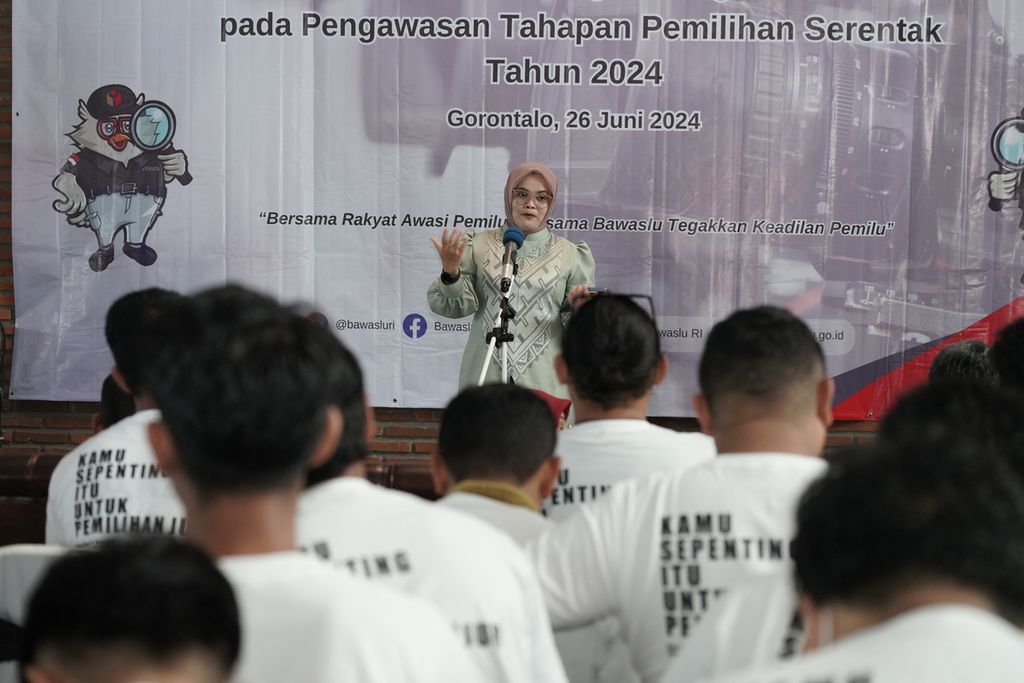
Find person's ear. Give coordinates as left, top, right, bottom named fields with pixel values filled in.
left=149, top=420, right=181, bottom=477
left=693, top=394, right=713, bottom=436
left=554, top=353, right=569, bottom=385
left=537, top=456, right=562, bottom=499
left=429, top=451, right=451, bottom=497
left=307, top=406, right=343, bottom=469
left=652, top=354, right=669, bottom=386
left=22, top=664, right=57, bottom=683
left=817, top=378, right=835, bottom=428
left=362, top=394, right=377, bottom=444
left=148, top=419, right=199, bottom=507
left=91, top=412, right=104, bottom=434
left=797, top=594, right=823, bottom=653
left=110, top=366, right=131, bottom=395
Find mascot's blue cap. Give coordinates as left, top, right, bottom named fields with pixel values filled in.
left=86, top=85, right=138, bottom=118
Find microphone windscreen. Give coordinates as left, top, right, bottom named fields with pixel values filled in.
left=502, top=226, right=525, bottom=248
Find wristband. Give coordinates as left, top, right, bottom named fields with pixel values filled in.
left=440, top=269, right=461, bottom=285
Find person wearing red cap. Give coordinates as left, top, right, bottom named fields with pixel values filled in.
left=530, top=388, right=572, bottom=430
left=427, top=162, right=595, bottom=397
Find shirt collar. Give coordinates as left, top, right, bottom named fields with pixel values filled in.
left=450, top=480, right=540, bottom=512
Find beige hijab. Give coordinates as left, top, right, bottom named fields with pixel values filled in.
left=503, top=162, right=558, bottom=228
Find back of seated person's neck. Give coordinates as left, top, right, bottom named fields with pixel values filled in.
left=190, top=490, right=299, bottom=558
left=134, top=393, right=159, bottom=412
left=340, top=460, right=368, bottom=479
left=27, top=650, right=218, bottom=683
left=571, top=397, right=650, bottom=424
left=833, top=581, right=999, bottom=640
left=712, top=418, right=824, bottom=458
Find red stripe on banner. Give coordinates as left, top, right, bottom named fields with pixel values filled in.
left=833, top=296, right=1024, bottom=421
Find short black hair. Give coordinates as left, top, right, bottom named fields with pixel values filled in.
left=98, top=374, right=135, bottom=430
left=438, top=384, right=556, bottom=484
left=794, top=440, right=1024, bottom=624
left=306, top=338, right=368, bottom=487
left=21, top=536, right=239, bottom=681
left=562, top=295, right=661, bottom=409
left=928, top=340, right=996, bottom=385
left=148, top=285, right=336, bottom=494
left=878, top=380, right=1024, bottom=485
left=992, top=318, right=1024, bottom=395
left=698, top=306, right=825, bottom=418
left=105, top=288, right=185, bottom=395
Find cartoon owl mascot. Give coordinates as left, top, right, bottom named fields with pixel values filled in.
left=52, top=84, right=189, bottom=272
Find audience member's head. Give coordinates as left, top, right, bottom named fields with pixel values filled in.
left=93, top=373, right=136, bottom=432
left=991, top=318, right=1024, bottom=394
left=695, top=306, right=831, bottom=438
left=306, top=337, right=373, bottom=488
left=878, top=380, right=1024, bottom=485
left=557, top=295, right=664, bottom=411
left=432, top=384, right=559, bottom=502
left=793, top=438, right=1024, bottom=648
left=105, top=288, right=185, bottom=398
left=928, top=340, right=996, bottom=385
left=147, top=285, right=342, bottom=500
left=20, top=536, right=240, bottom=683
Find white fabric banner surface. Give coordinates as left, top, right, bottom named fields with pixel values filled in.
left=11, top=0, right=1024, bottom=415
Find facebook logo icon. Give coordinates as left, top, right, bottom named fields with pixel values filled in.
left=403, top=313, right=427, bottom=339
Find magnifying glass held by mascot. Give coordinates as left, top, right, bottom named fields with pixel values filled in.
left=51, top=84, right=192, bottom=272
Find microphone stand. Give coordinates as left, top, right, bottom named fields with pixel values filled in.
left=477, top=252, right=518, bottom=385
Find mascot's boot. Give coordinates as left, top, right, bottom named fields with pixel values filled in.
left=123, top=242, right=158, bottom=266
left=88, top=244, right=115, bottom=272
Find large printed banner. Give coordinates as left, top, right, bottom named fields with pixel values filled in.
left=11, top=0, right=1024, bottom=417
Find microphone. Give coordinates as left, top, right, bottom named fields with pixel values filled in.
left=500, top=226, right=525, bottom=292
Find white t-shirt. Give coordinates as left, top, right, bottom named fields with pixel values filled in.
left=219, top=551, right=477, bottom=683
left=297, top=478, right=568, bottom=683
left=0, top=544, right=66, bottom=624
left=544, top=420, right=715, bottom=521
left=661, top=573, right=800, bottom=682
left=528, top=453, right=827, bottom=683
left=439, top=490, right=640, bottom=683
left=439, top=490, right=552, bottom=546
left=45, top=409, right=186, bottom=547
left=696, top=605, right=1024, bottom=683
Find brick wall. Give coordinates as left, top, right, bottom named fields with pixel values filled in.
left=0, top=0, right=876, bottom=461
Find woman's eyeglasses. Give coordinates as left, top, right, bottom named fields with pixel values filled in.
left=511, top=188, right=552, bottom=205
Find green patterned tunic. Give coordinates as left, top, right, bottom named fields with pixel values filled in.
left=427, top=228, right=595, bottom=398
